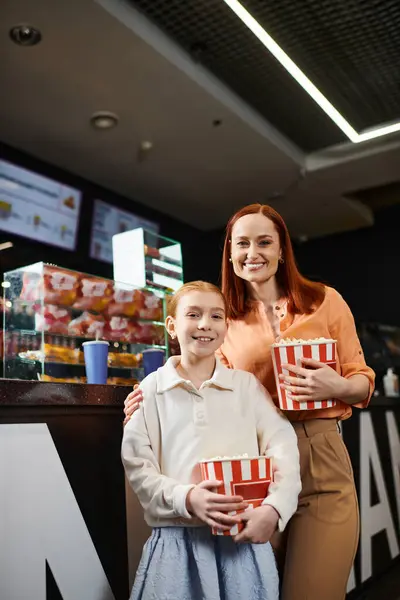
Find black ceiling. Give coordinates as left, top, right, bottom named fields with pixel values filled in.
left=129, top=0, right=400, bottom=152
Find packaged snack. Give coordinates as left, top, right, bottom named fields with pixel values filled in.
left=108, top=352, right=141, bottom=368
left=43, top=266, right=80, bottom=306
left=73, top=277, right=113, bottom=313
left=35, top=305, right=71, bottom=335
left=104, top=317, right=141, bottom=343
left=68, top=311, right=105, bottom=339
left=43, top=343, right=73, bottom=363
left=20, top=272, right=41, bottom=302
left=134, top=322, right=165, bottom=345
left=107, top=287, right=142, bottom=317
left=18, top=350, right=45, bottom=362
left=136, top=290, right=163, bottom=321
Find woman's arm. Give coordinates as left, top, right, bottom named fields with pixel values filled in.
left=335, top=373, right=370, bottom=404
left=252, top=376, right=301, bottom=531
left=327, top=288, right=375, bottom=406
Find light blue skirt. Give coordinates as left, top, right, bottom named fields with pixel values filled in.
left=131, top=527, right=279, bottom=600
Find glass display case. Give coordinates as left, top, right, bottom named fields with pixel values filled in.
left=2, top=262, right=167, bottom=384
left=113, top=228, right=183, bottom=293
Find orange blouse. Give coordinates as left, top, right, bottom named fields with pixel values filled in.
left=217, top=286, right=375, bottom=422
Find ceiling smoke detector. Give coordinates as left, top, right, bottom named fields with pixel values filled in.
left=10, top=24, right=42, bottom=47
left=90, top=111, right=119, bottom=130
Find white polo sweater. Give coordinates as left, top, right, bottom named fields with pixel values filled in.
left=121, top=356, right=301, bottom=531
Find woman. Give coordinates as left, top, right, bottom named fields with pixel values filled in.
left=125, top=204, right=375, bottom=600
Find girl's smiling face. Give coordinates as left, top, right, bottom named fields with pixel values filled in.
left=166, top=290, right=227, bottom=357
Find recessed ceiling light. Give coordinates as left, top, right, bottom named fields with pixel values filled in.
left=222, top=0, right=400, bottom=144
left=9, top=24, right=42, bottom=47
left=140, top=140, right=153, bottom=151
left=90, top=111, right=119, bottom=130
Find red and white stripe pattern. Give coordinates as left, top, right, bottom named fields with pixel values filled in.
left=200, top=456, right=273, bottom=536
left=272, top=340, right=337, bottom=410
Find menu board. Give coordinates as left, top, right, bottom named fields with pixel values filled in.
left=0, top=160, right=81, bottom=250
left=90, top=199, right=159, bottom=263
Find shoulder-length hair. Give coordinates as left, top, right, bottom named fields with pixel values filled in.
left=221, top=204, right=325, bottom=320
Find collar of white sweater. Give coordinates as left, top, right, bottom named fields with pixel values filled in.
left=156, top=356, right=235, bottom=394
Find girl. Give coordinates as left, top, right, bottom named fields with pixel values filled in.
left=122, top=280, right=301, bottom=600
left=124, top=204, right=375, bottom=600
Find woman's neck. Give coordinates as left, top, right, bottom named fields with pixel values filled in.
left=246, top=277, right=283, bottom=308
left=177, top=352, right=216, bottom=389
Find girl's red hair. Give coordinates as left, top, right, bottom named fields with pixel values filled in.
left=221, top=204, right=325, bottom=320
left=167, top=280, right=226, bottom=318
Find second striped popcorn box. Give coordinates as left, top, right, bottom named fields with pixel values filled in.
left=199, top=456, right=273, bottom=536
left=271, top=338, right=337, bottom=410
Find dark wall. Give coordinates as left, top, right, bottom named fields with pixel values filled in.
left=295, top=204, right=400, bottom=326
left=0, top=143, right=204, bottom=282
left=2, top=142, right=398, bottom=329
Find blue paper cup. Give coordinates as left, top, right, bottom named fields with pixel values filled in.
left=82, top=341, right=109, bottom=384
left=143, top=348, right=165, bottom=376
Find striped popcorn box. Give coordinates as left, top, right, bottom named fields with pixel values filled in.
left=271, top=338, right=337, bottom=410
left=199, top=456, right=273, bottom=536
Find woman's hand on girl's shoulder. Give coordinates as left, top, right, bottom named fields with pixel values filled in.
left=123, top=385, right=144, bottom=425
left=234, top=505, right=279, bottom=544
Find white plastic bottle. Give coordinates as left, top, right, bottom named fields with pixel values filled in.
left=383, top=368, right=399, bottom=398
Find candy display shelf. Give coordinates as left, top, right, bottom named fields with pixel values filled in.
left=2, top=262, right=168, bottom=385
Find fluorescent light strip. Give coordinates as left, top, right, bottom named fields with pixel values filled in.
left=358, top=121, right=400, bottom=142
left=222, top=0, right=400, bottom=144
left=0, top=242, right=13, bottom=251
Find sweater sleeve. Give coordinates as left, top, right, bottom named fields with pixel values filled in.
left=121, top=374, right=195, bottom=520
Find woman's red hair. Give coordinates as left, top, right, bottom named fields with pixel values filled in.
left=221, top=204, right=325, bottom=320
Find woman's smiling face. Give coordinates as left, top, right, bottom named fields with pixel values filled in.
left=230, top=213, right=282, bottom=284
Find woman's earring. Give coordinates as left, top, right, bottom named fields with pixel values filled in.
left=229, top=257, right=232, bottom=263
left=279, top=257, right=284, bottom=264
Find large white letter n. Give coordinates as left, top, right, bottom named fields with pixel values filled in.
left=360, top=413, right=399, bottom=582
left=0, top=424, right=115, bottom=600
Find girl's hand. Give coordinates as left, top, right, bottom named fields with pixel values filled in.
left=123, top=385, right=143, bottom=425
left=279, top=358, right=348, bottom=403
left=186, top=480, right=248, bottom=531
left=234, top=505, right=279, bottom=544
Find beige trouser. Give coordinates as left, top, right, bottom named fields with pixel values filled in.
left=271, top=418, right=359, bottom=600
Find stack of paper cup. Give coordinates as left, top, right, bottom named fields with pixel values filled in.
left=199, top=456, right=273, bottom=536
left=271, top=338, right=337, bottom=410
left=82, top=340, right=109, bottom=384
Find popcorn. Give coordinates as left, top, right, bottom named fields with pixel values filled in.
left=199, top=455, right=273, bottom=536
left=272, top=337, right=335, bottom=346
left=201, top=454, right=249, bottom=461
left=271, top=338, right=338, bottom=411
